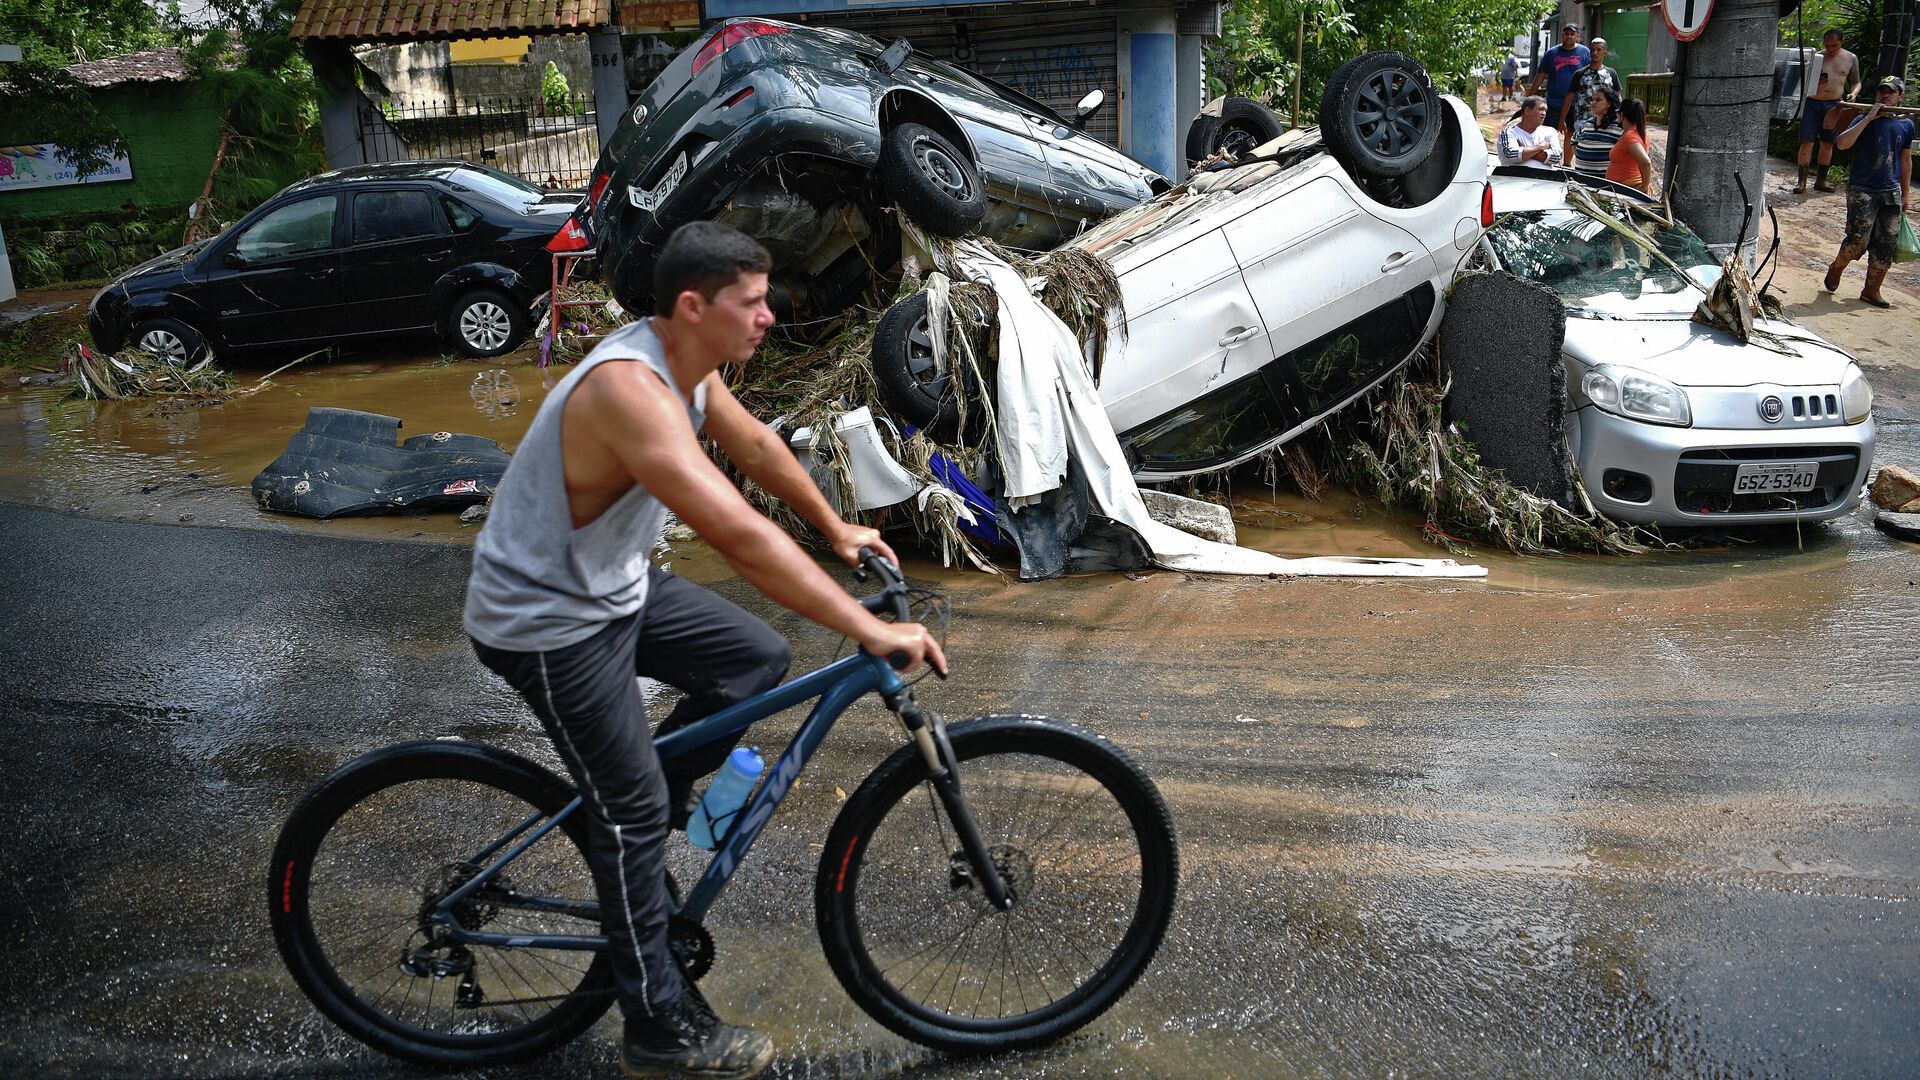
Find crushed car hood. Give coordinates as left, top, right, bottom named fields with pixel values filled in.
left=116, top=241, right=208, bottom=283
left=1562, top=312, right=1857, bottom=387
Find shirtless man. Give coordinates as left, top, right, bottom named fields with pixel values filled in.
left=1798, top=29, right=1862, bottom=194
left=465, top=221, right=946, bottom=1079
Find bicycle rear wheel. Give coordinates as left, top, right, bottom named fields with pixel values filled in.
left=816, top=715, right=1177, bottom=1052
left=269, top=740, right=615, bottom=1067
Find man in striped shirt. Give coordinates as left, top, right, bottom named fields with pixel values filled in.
left=1499, top=97, right=1564, bottom=170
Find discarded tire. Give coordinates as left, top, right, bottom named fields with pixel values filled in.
left=1319, top=51, right=1442, bottom=181
left=879, top=123, right=987, bottom=239
left=871, top=291, right=982, bottom=435
left=1185, top=97, right=1286, bottom=165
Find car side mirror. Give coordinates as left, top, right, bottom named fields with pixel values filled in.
left=222, top=250, right=248, bottom=268
left=875, top=39, right=911, bottom=75
left=1071, top=89, right=1105, bottom=129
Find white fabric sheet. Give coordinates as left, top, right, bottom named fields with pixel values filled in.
left=949, top=241, right=1487, bottom=580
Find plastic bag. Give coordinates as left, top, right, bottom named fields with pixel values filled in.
left=1898, top=214, right=1920, bottom=264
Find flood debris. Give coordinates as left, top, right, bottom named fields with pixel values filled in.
left=251, top=407, right=510, bottom=518
left=66, top=342, right=233, bottom=401
left=1876, top=511, right=1920, bottom=543
left=1871, top=465, right=1920, bottom=512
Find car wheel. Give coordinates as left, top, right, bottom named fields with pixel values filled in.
left=879, top=123, right=987, bottom=239
left=871, top=291, right=983, bottom=434
left=132, top=317, right=207, bottom=365
left=1318, top=51, right=1442, bottom=181
left=1185, top=97, right=1286, bottom=165
left=448, top=289, right=527, bottom=359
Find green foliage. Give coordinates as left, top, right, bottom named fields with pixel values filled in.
left=11, top=242, right=63, bottom=289
left=0, top=60, right=128, bottom=176
left=541, top=61, right=575, bottom=116
left=179, top=0, right=324, bottom=223
left=1209, top=0, right=1552, bottom=114
left=0, top=0, right=179, bottom=67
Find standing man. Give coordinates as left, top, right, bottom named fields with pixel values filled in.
left=1531, top=23, right=1590, bottom=144
left=1567, top=37, right=1621, bottom=138
left=1798, top=29, right=1862, bottom=194
left=465, top=221, right=947, bottom=1079
left=1498, top=96, right=1564, bottom=170
left=1499, top=51, right=1520, bottom=104
left=1822, top=76, right=1914, bottom=308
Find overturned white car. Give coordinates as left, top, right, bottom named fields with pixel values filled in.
left=872, top=52, right=1493, bottom=480
left=1480, top=168, right=1876, bottom=526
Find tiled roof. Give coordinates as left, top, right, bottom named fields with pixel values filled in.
left=64, top=47, right=192, bottom=87
left=290, top=0, right=615, bottom=42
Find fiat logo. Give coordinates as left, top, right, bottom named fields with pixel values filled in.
left=1759, top=395, right=1785, bottom=422
left=630, top=103, right=649, bottom=125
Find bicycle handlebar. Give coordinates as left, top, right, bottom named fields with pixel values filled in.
left=856, top=546, right=914, bottom=669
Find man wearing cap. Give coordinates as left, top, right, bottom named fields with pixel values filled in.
left=1823, top=76, right=1914, bottom=308
left=1798, top=29, right=1861, bottom=194
left=1531, top=23, right=1590, bottom=144
left=1565, top=37, right=1620, bottom=141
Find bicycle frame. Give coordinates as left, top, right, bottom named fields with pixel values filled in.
left=432, top=650, right=906, bottom=952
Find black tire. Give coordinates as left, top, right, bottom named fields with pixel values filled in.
left=448, top=288, right=528, bottom=358
left=268, top=741, right=614, bottom=1067
left=871, top=291, right=975, bottom=434
left=1185, top=96, right=1286, bottom=165
left=1318, top=51, right=1442, bottom=181
left=131, top=316, right=208, bottom=365
left=815, top=715, right=1178, bottom=1053
left=879, top=122, right=987, bottom=239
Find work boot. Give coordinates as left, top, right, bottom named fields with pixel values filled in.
left=621, top=985, right=774, bottom=1080
left=1795, top=165, right=1809, bottom=195
left=1815, top=166, right=1838, bottom=193
left=1824, top=259, right=1846, bottom=292
left=1862, top=264, right=1894, bottom=308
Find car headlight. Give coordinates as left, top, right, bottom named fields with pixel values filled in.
left=1580, top=364, right=1692, bottom=426
left=1840, top=363, right=1874, bottom=424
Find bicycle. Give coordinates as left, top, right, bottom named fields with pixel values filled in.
left=268, top=550, right=1178, bottom=1067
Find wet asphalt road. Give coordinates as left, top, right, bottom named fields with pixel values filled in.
left=1, top=503, right=1916, bottom=1079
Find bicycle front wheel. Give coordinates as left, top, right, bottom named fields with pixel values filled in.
left=815, top=714, right=1178, bottom=1052
left=269, top=740, right=615, bottom=1067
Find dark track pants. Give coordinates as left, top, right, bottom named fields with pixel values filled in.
left=472, top=567, right=791, bottom=1019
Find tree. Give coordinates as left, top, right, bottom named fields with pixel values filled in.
left=176, top=0, right=323, bottom=226
left=1209, top=0, right=1551, bottom=117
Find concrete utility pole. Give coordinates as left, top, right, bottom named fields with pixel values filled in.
left=1664, top=0, right=1778, bottom=258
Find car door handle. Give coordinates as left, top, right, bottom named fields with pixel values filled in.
left=1218, top=326, right=1261, bottom=347
left=307, top=266, right=335, bottom=278
left=1381, top=251, right=1421, bottom=273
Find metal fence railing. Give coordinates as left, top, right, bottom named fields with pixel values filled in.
left=359, top=92, right=599, bottom=189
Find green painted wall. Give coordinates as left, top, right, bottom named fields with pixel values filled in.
left=0, top=80, right=224, bottom=222
left=1603, top=10, right=1651, bottom=80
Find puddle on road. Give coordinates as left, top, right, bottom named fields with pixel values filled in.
left=1, top=351, right=1913, bottom=590
left=0, top=352, right=561, bottom=541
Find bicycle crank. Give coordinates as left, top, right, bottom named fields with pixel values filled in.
left=668, top=915, right=714, bottom=982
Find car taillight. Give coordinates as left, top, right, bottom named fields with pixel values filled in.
left=691, top=20, right=791, bottom=76
left=587, top=171, right=610, bottom=209
left=546, top=216, right=592, bottom=253
left=1480, top=183, right=1495, bottom=228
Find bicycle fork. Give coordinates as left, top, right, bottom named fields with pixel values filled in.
left=881, top=689, right=1014, bottom=911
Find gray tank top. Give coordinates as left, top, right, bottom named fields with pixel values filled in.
left=464, top=319, right=707, bottom=651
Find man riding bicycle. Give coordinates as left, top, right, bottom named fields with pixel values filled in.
left=464, top=221, right=947, bottom=1080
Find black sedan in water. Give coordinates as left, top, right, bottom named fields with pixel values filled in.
left=575, top=18, right=1165, bottom=319
left=89, top=162, right=580, bottom=361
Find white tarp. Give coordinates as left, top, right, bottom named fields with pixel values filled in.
left=947, top=240, right=1487, bottom=580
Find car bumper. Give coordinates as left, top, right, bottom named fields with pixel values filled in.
left=1574, top=405, right=1876, bottom=525
left=86, top=292, right=128, bottom=354
left=598, top=104, right=881, bottom=304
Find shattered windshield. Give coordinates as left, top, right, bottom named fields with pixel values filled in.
left=1486, top=209, right=1722, bottom=306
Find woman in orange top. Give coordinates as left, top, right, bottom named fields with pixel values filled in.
left=1608, top=97, right=1655, bottom=193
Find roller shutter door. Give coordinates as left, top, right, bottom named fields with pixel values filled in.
left=801, top=3, right=1122, bottom=147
